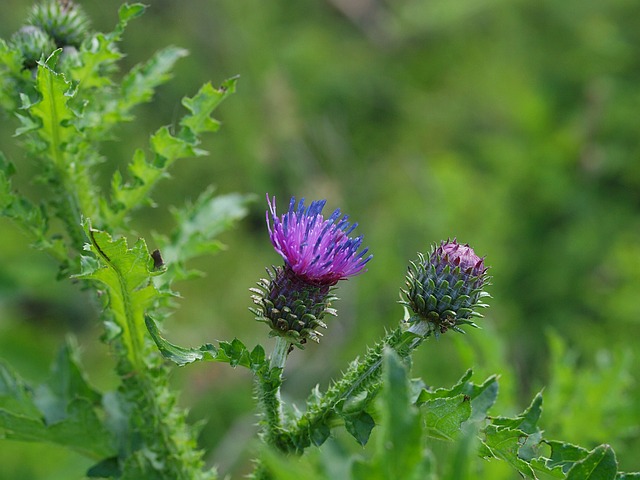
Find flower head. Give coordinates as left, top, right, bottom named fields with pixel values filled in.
left=402, top=239, right=490, bottom=337
left=266, top=195, right=372, bottom=286
left=252, top=195, right=372, bottom=346
left=27, top=0, right=91, bottom=49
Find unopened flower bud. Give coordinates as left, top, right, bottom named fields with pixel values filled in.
left=251, top=195, right=372, bottom=346
left=10, top=26, right=56, bottom=70
left=27, top=0, right=91, bottom=49
left=402, top=239, right=490, bottom=337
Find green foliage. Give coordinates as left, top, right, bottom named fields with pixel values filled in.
left=2, top=1, right=640, bottom=479
left=0, top=339, right=115, bottom=460
left=76, top=223, right=164, bottom=369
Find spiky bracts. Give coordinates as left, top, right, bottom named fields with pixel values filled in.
left=402, top=239, right=490, bottom=337
left=8, top=1, right=92, bottom=70
left=251, top=266, right=337, bottom=346
left=26, top=0, right=91, bottom=48
left=253, top=195, right=371, bottom=346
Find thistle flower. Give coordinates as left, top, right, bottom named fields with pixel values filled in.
left=251, top=195, right=372, bottom=346
left=402, top=239, right=489, bottom=337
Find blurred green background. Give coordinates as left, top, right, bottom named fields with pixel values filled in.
left=1, top=0, right=640, bottom=478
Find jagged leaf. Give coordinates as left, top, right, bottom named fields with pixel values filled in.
left=416, top=369, right=498, bottom=435
left=156, top=190, right=253, bottom=281
left=566, top=444, right=618, bottom=480
left=353, top=348, right=428, bottom=480
left=180, top=78, right=237, bottom=135
left=343, top=410, right=375, bottom=446
left=0, top=348, right=115, bottom=460
left=118, top=46, right=188, bottom=118
left=145, top=315, right=267, bottom=372
left=112, top=3, right=147, bottom=39
left=75, top=224, right=165, bottom=367
left=72, top=33, right=123, bottom=89
left=29, top=50, right=76, bottom=158
left=0, top=154, right=67, bottom=259
left=480, top=425, right=536, bottom=477
left=33, top=339, right=102, bottom=424
left=102, top=78, right=237, bottom=228
left=422, top=394, right=471, bottom=441
left=491, top=392, right=543, bottom=434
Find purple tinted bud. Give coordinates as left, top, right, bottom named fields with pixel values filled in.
left=403, top=239, right=490, bottom=337
left=266, top=195, right=372, bottom=286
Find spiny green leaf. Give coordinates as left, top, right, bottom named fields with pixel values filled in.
left=374, top=348, right=425, bottom=479
left=118, top=45, right=188, bottom=116
left=145, top=315, right=218, bottom=366
left=467, top=375, right=499, bottom=422
left=343, top=410, right=375, bottom=446
left=417, top=369, right=473, bottom=402
left=145, top=315, right=267, bottom=372
left=491, top=392, right=543, bottom=434
left=0, top=398, right=115, bottom=459
left=0, top=38, right=24, bottom=77
left=33, top=338, right=102, bottom=424
left=566, top=445, right=618, bottom=480
left=180, top=78, right=237, bottom=135
left=72, top=33, right=122, bottom=89
left=29, top=50, right=76, bottom=159
left=156, top=190, right=253, bottom=281
left=1, top=352, right=115, bottom=460
left=75, top=224, right=165, bottom=368
left=102, top=78, right=237, bottom=228
left=416, top=369, right=498, bottom=426
left=0, top=360, right=41, bottom=419
left=480, top=425, right=536, bottom=477
left=0, top=154, right=67, bottom=260
left=112, top=3, right=147, bottom=39
left=545, top=440, right=590, bottom=472
left=422, top=394, right=471, bottom=441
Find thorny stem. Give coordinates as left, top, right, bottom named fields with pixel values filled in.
left=253, top=320, right=432, bottom=479
left=257, top=336, right=292, bottom=455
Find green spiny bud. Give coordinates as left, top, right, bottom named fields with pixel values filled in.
left=250, top=266, right=338, bottom=347
left=10, top=25, right=56, bottom=69
left=26, top=0, right=91, bottom=48
left=402, top=239, right=490, bottom=337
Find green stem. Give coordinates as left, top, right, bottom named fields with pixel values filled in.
left=270, top=336, right=290, bottom=370
left=284, top=321, right=428, bottom=451
left=257, top=336, right=291, bottom=453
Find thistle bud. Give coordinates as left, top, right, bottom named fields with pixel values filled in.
left=402, top=239, right=489, bottom=337
left=10, top=26, right=56, bottom=70
left=251, top=195, right=372, bottom=347
left=251, top=266, right=337, bottom=345
left=26, top=0, right=91, bottom=49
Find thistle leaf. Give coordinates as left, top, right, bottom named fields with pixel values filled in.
left=145, top=315, right=267, bottom=373
left=566, top=444, right=618, bottom=480
left=75, top=223, right=165, bottom=368
left=0, top=342, right=115, bottom=460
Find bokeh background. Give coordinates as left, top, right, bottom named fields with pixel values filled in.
left=1, top=0, right=640, bottom=478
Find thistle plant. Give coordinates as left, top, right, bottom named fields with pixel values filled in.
left=1, top=2, right=638, bottom=480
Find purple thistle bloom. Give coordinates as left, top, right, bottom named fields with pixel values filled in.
left=266, top=195, right=372, bottom=286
